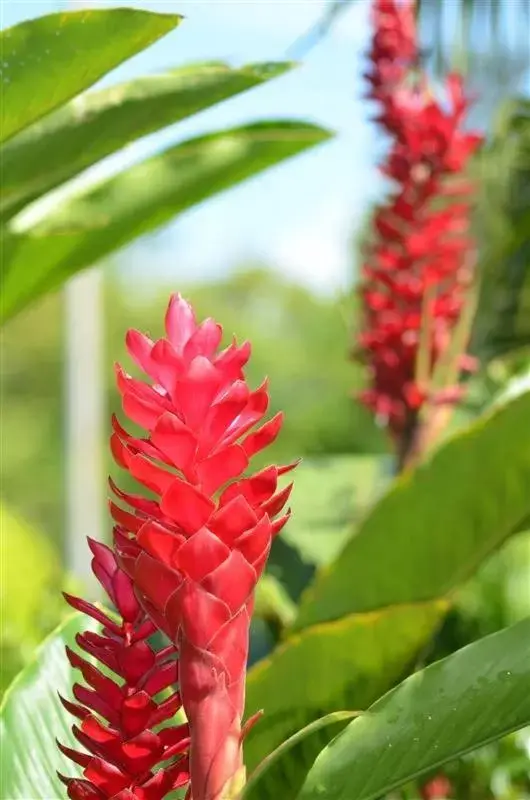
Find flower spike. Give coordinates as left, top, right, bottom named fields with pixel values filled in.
left=58, top=541, right=190, bottom=800
left=110, top=294, right=297, bottom=800
left=358, top=0, right=484, bottom=464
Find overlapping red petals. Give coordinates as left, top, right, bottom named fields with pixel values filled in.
left=358, top=0, right=483, bottom=442
left=110, top=294, right=296, bottom=800
left=58, top=540, right=190, bottom=800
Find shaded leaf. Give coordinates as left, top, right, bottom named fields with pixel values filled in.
left=296, top=618, right=530, bottom=800
left=244, top=601, right=447, bottom=771
left=294, top=390, right=530, bottom=629
left=0, top=8, right=181, bottom=143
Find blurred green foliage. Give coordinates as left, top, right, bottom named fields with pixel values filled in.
left=0, top=503, right=74, bottom=695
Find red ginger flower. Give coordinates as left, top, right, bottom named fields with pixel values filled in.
left=110, top=294, right=296, bottom=800
left=58, top=539, right=190, bottom=800
left=420, top=774, right=453, bottom=799
left=358, top=0, right=483, bottom=457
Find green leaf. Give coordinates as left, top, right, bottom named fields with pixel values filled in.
left=0, top=61, right=294, bottom=220
left=1, top=121, right=331, bottom=323
left=294, top=390, right=530, bottom=629
left=0, top=612, right=97, bottom=800
left=0, top=8, right=181, bottom=143
left=295, top=619, right=530, bottom=800
left=244, top=600, right=447, bottom=771
left=242, top=712, right=359, bottom=800
left=244, top=392, right=530, bottom=769
left=282, top=455, right=386, bottom=566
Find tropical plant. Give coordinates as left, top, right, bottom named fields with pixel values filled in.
left=0, top=8, right=330, bottom=323
left=1, top=2, right=529, bottom=800
left=353, top=0, right=483, bottom=469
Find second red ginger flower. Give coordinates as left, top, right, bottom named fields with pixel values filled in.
left=110, top=294, right=296, bottom=800
left=358, top=0, right=483, bottom=459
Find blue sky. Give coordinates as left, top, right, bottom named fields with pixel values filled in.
left=3, top=0, right=386, bottom=294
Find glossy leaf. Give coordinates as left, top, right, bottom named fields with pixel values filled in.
left=1, top=121, right=331, bottom=322
left=242, top=712, right=359, bottom=800
left=296, top=618, right=530, bottom=800
left=0, top=60, right=293, bottom=220
left=0, top=8, right=181, bottom=143
left=294, top=389, right=530, bottom=630
left=244, top=600, right=447, bottom=771
left=0, top=612, right=98, bottom=799
left=244, top=392, right=530, bottom=768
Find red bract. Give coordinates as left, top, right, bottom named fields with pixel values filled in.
left=365, top=0, right=417, bottom=123
left=110, top=294, right=296, bottom=800
left=58, top=540, right=190, bottom=800
left=420, top=774, right=453, bottom=799
left=358, top=0, right=483, bottom=454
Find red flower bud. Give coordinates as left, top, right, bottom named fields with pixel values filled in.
left=58, top=540, right=190, bottom=799
left=111, top=295, right=296, bottom=800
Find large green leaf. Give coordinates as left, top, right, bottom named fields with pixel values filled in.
left=0, top=61, right=293, bottom=221
left=0, top=8, right=181, bottom=143
left=0, top=612, right=97, bottom=800
left=244, top=392, right=530, bottom=768
left=242, top=712, right=358, bottom=800
left=294, top=389, right=530, bottom=629
left=1, top=121, right=331, bottom=322
left=244, top=600, right=447, bottom=771
left=295, top=618, right=530, bottom=800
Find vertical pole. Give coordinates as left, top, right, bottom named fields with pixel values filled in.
left=62, top=0, right=104, bottom=598
left=64, top=269, right=105, bottom=598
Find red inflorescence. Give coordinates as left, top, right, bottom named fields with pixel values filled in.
left=358, top=0, right=483, bottom=446
left=420, top=774, right=453, bottom=800
left=58, top=540, right=190, bottom=800
left=109, top=294, right=296, bottom=800
left=365, top=0, right=417, bottom=120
